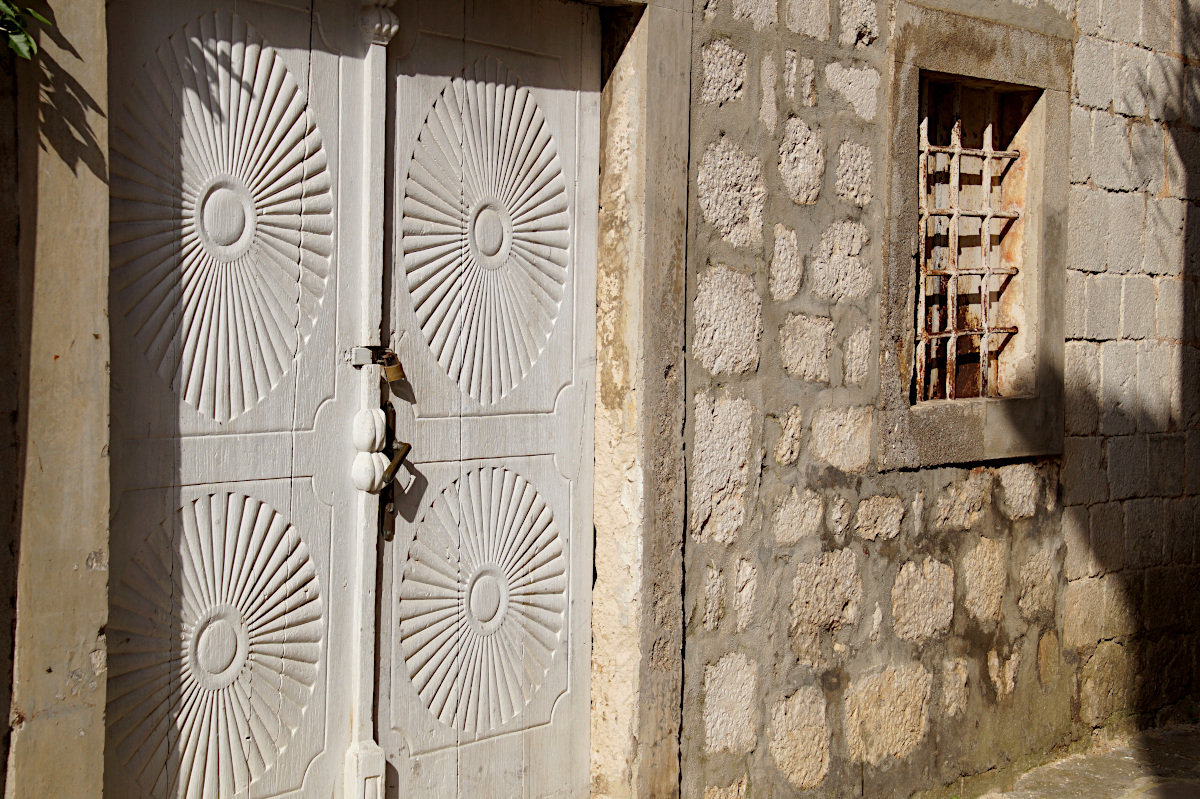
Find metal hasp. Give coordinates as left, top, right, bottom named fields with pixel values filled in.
left=351, top=346, right=407, bottom=383
left=381, top=441, right=411, bottom=486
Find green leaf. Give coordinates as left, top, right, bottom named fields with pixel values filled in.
left=7, top=31, right=32, bottom=59
left=24, top=8, right=47, bottom=25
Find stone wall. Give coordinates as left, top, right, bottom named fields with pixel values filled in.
left=682, top=0, right=1200, bottom=797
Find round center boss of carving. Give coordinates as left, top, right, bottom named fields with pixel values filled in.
left=197, top=178, right=257, bottom=261
left=203, top=187, right=246, bottom=246
left=189, top=604, right=248, bottom=690
left=196, top=618, right=239, bottom=674
left=466, top=566, right=509, bottom=635
left=470, top=574, right=503, bottom=622
left=473, top=207, right=505, bottom=256
left=467, top=201, right=512, bottom=268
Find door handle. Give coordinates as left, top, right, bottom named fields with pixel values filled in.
left=382, top=441, right=411, bottom=486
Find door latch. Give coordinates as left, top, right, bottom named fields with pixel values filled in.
left=382, top=441, right=411, bottom=486
left=351, top=346, right=406, bottom=383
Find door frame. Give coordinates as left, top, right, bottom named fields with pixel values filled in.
left=3, top=1, right=693, bottom=797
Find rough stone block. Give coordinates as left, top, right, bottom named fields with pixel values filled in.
left=775, top=405, right=804, bottom=466
left=781, top=313, right=834, bottom=383
left=1113, top=45, right=1149, bottom=118
left=1065, top=341, right=1100, bottom=435
left=703, top=652, right=759, bottom=753
left=1136, top=342, right=1172, bottom=433
left=1141, top=0, right=1173, bottom=51
left=792, top=548, right=862, bottom=631
left=997, top=463, right=1040, bottom=519
left=1070, top=105, right=1092, bottom=184
left=1187, top=431, right=1200, bottom=495
left=1092, top=113, right=1135, bottom=191
left=843, top=664, right=932, bottom=765
left=786, top=0, right=830, bottom=40
left=1107, top=434, right=1150, bottom=501
left=699, top=137, right=766, bottom=249
left=963, top=536, right=1006, bottom=624
left=1121, top=275, right=1155, bottom=340
left=1081, top=641, right=1134, bottom=725
left=842, top=326, right=870, bottom=386
left=760, top=53, right=778, bottom=132
left=1100, top=340, right=1138, bottom=434
left=1100, top=0, right=1141, bottom=44
left=855, top=495, right=904, bottom=540
left=1068, top=186, right=1108, bottom=273
left=1100, top=570, right=1139, bottom=639
left=1179, top=345, right=1200, bottom=431
left=1074, top=37, right=1114, bottom=110
left=838, top=0, right=878, bottom=48
left=1019, top=548, right=1058, bottom=620
left=1066, top=270, right=1087, bottom=340
left=732, top=0, right=778, bottom=29
left=778, top=117, right=824, bottom=204
left=768, top=687, right=830, bottom=789
left=825, top=61, right=879, bottom=120
left=771, top=224, right=803, bottom=301
left=1163, top=498, right=1194, bottom=564
left=942, top=658, right=969, bottom=717
left=1077, top=0, right=1101, bottom=35
left=691, top=391, right=755, bottom=544
left=1146, top=52, right=1184, bottom=122
left=1063, top=505, right=1093, bottom=580
left=705, top=778, right=747, bottom=799
left=701, top=39, right=747, bottom=106
left=1156, top=277, right=1184, bottom=339
left=774, top=486, right=824, bottom=545
left=810, top=220, right=871, bottom=301
left=1165, top=128, right=1200, bottom=201
left=1063, top=436, right=1109, bottom=506
left=1143, top=197, right=1185, bottom=275
left=1187, top=66, right=1200, bottom=127
left=987, top=649, right=1020, bottom=698
left=935, top=471, right=993, bottom=530
left=892, top=558, right=954, bottom=641
left=734, top=558, right=757, bottom=632
left=693, top=264, right=763, bottom=376
left=1106, top=192, right=1147, bottom=274
left=1127, top=497, right=1167, bottom=568
left=703, top=564, right=726, bottom=631
left=835, top=141, right=873, bottom=207
left=1090, top=501, right=1126, bottom=574
left=1086, top=274, right=1122, bottom=340
left=1130, top=122, right=1164, bottom=194
left=1064, top=577, right=1104, bottom=649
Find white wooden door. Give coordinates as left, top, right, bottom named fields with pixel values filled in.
left=378, top=2, right=599, bottom=796
left=105, top=2, right=384, bottom=796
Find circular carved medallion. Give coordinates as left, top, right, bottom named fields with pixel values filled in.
left=110, top=10, right=333, bottom=422
left=402, top=57, right=571, bottom=405
left=106, top=492, right=324, bottom=798
left=399, top=466, right=567, bottom=733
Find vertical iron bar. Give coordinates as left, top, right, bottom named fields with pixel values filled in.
left=980, top=92, right=994, bottom=398
left=946, top=89, right=961, bottom=399
left=917, top=103, right=929, bottom=401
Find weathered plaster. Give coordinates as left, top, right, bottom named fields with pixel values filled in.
left=5, top=1, right=110, bottom=795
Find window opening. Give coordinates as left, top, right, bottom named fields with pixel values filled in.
left=915, top=75, right=1039, bottom=401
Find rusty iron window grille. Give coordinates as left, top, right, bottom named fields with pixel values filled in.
left=916, top=77, right=1028, bottom=402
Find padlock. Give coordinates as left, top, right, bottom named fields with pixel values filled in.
left=378, top=350, right=406, bottom=383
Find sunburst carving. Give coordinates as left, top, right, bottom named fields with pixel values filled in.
left=402, top=57, right=571, bottom=405
left=110, top=10, right=333, bottom=422
left=107, top=492, right=324, bottom=797
left=399, top=466, right=567, bottom=733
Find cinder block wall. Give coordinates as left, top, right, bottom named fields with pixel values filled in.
left=681, top=0, right=1200, bottom=797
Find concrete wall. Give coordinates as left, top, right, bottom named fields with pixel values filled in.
left=681, top=0, right=1200, bottom=797
left=3, top=2, right=110, bottom=797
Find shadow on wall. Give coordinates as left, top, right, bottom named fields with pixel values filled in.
left=1001, top=2, right=1200, bottom=784
left=0, top=3, right=106, bottom=794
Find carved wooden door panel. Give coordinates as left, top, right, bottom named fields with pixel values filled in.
left=105, top=2, right=382, bottom=797
left=379, top=1, right=599, bottom=796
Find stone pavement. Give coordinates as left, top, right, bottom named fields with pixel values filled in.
left=982, top=727, right=1200, bottom=799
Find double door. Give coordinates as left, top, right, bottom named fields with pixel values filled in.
left=105, top=1, right=598, bottom=796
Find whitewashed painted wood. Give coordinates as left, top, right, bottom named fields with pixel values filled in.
left=380, top=2, right=600, bottom=796
left=106, top=3, right=374, bottom=797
